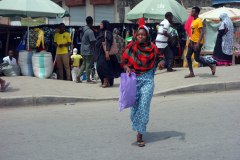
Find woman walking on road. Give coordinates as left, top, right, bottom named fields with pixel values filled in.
left=213, top=13, right=234, bottom=66
left=121, top=20, right=165, bottom=147
left=95, top=20, right=122, bottom=88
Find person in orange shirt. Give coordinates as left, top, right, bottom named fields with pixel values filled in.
left=185, top=7, right=216, bottom=78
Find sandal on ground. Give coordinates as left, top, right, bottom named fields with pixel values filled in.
left=167, top=69, right=177, bottom=72
left=86, top=81, right=97, bottom=84
left=211, top=65, right=216, bottom=75
left=101, top=82, right=110, bottom=88
left=184, top=74, right=195, bottom=78
left=75, top=77, right=82, bottom=83
left=137, top=140, right=145, bottom=147
left=0, top=83, right=10, bottom=92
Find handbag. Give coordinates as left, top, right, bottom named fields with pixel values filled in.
left=102, top=31, right=118, bottom=55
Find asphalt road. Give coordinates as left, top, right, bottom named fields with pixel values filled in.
left=0, top=91, right=240, bottom=160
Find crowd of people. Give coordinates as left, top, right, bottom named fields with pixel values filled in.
left=0, top=5, right=235, bottom=148
left=48, top=6, right=234, bottom=87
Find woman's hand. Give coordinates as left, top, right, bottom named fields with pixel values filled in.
left=105, top=51, right=110, bottom=61
left=123, top=65, right=131, bottom=76
left=158, top=60, right=165, bottom=70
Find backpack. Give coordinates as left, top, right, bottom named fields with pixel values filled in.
left=168, top=28, right=178, bottom=48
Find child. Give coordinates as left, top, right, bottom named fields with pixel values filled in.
left=71, top=48, right=82, bottom=82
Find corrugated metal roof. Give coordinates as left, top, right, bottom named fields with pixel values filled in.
left=213, top=0, right=240, bottom=5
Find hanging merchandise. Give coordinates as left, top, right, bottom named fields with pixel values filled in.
left=27, top=28, right=45, bottom=49
left=33, top=28, right=45, bottom=49
left=17, top=36, right=27, bottom=51
left=32, top=51, right=53, bottom=79
left=125, top=30, right=130, bottom=46
left=41, top=27, right=58, bottom=49
left=68, top=28, right=75, bottom=58
left=18, top=50, right=34, bottom=76
left=28, top=29, right=39, bottom=49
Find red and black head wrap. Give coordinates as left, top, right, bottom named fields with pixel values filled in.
left=121, top=18, right=164, bottom=75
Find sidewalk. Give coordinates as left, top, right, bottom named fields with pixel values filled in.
left=1, top=65, right=240, bottom=107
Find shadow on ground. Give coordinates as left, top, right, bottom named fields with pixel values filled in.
left=3, top=87, right=20, bottom=93
left=131, top=131, right=186, bottom=146
left=196, top=73, right=218, bottom=78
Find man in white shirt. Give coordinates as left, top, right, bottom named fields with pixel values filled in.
left=3, top=50, right=17, bottom=65
left=156, top=12, right=176, bottom=72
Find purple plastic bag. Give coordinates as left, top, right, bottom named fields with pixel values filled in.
left=119, top=72, right=136, bottom=111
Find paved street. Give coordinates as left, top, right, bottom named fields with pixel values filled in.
left=0, top=91, right=240, bottom=160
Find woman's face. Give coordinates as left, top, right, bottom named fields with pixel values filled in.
left=136, top=29, right=147, bottom=42
left=100, top=23, right=104, bottom=30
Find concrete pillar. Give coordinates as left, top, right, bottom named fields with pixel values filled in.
left=86, top=0, right=95, bottom=25
left=62, top=0, right=70, bottom=25
left=114, top=0, right=120, bottom=23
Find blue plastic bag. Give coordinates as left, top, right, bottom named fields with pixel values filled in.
left=119, top=72, right=136, bottom=111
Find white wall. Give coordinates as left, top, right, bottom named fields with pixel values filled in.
left=48, top=0, right=122, bottom=25
left=114, top=0, right=119, bottom=23
left=62, top=0, right=70, bottom=25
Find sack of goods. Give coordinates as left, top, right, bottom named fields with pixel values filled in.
left=201, top=55, right=218, bottom=64
left=11, top=65, right=21, bottom=76
left=18, top=50, right=34, bottom=76
left=32, top=51, right=53, bottom=79
left=1, top=61, right=16, bottom=76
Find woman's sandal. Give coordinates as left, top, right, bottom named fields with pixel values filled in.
left=0, top=83, right=10, bottom=92
left=101, top=82, right=110, bottom=88
left=137, top=140, right=145, bottom=147
left=184, top=74, right=195, bottom=78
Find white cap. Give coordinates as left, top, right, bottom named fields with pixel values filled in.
left=73, top=48, right=78, bottom=52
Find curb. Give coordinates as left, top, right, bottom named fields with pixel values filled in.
left=1, top=81, right=240, bottom=108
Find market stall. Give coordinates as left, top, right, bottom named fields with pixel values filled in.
left=199, top=7, right=240, bottom=65
left=127, top=0, right=189, bottom=24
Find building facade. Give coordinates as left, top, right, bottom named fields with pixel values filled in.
left=50, top=0, right=148, bottom=25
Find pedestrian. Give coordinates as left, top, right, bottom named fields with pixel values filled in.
left=165, top=21, right=179, bottom=68
left=121, top=19, right=165, bottom=147
left=113, top=28, right=125, bottom=62
left=71, top=48, right=82, bottom=82
left=0, top=78, right=10, bottom=92
left=95, top=20, right=122, bottom=88
left=54, top=23, right=72, bottom=81
left=185, top=7, right=216, bottom=78
left=156, top=12, right=176, bottom=72
left=213, top=13, right=234, bottom=66
left=180, top=25, right=187, bottom=55
left=3, top=50, right=17, bottom=65
left=76, top=16, right=96, bottom=84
